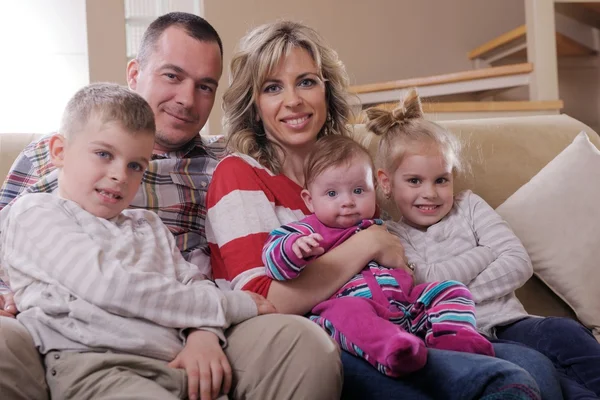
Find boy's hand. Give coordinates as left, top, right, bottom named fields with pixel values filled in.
left=292, top=233, right=324, bottom=259
left=169, top=330, right=231, bottom=400
left=0, top=292, right=17, bottom=318
left=244, top=291, right=277, bottom=315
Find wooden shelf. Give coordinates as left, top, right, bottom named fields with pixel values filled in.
left=349, top=63, right=533, bottom=95
left=468, top=24, right=595, bottom=61
left=351, top=100, right=564, bottom=123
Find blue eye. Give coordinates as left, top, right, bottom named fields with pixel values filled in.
left=299, top=78, right=316, bottom=88
left=96, top=151, right=111, bottom=160
left=128, top=162, right=144, bottom=172
left=263, top=84, right=281, bottom=93
left=353, top=188, right=364, bottom=194
left=327, top=191, right=336, bottom=197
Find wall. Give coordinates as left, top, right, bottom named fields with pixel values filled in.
left=204, top=0, right=525, bottom=133
left=0, top=0, right=89, bottom=134
left=0, top=0, right=127, bottom=134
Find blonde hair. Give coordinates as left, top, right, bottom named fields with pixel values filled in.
left=60, top=83, right=155, bottom=140
left=366, top=88, right=463, bottom=175
left=304, top=135, right=374, bottom=188
left=223, top=20, right=351, bottom=174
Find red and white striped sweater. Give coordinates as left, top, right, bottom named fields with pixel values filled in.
left=206, top=153, right=309, bottom=296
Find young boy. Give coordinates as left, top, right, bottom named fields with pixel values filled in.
left=262, top=134, right=493, bottom=377
left=1, top=83, right=274, bottom=400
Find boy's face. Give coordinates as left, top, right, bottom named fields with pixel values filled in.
left=302, top=155, right=377, bottom=229
left=50, top=118, right=154, bottom=219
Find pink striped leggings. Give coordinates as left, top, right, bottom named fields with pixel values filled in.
left=310, top=265, right=494, bottom=377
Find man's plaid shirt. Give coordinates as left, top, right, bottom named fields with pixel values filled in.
left=0, top=133, right=227, bottom=292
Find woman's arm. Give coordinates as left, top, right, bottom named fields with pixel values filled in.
left=267, top=225, right=405, bottom=314
left=206, top=156, right=407, bottom=315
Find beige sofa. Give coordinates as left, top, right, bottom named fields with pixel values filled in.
left=1, top=114, right=597, bottom=320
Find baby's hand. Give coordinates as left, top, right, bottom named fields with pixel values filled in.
left=292, top=233, right=324, bottom=259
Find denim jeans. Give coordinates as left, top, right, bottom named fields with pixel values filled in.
left=497, top=317, right=600, bottom=400
left=493, top=340, right=563, bottom=400
left=341, top=346, right=541, bottom=399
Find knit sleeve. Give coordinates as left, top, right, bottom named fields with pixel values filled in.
left=262, top=221, right=317, bottom=281
left=462, top=192, right=533, bottom=303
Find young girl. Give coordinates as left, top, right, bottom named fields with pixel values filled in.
left=262, top=134, right=494, bottom=378
left=372, top=88, right=600, bottom=398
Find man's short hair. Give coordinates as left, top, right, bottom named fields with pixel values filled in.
left=137, top=12, right=223, bottom=67
left=60, top=83, right=155, bottom=139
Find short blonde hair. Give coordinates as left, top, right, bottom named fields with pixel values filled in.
left=366, top=88, right=464, bottom=176
left=223, top=20, right=351, bottom=174
left=60, top=83, right=155, bottom=140
left=304, top=135, right=374, bottom=188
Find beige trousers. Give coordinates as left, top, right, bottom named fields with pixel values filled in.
left=0, top=314, right=342, bottom=400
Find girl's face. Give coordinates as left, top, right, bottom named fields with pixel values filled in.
left=256, top=47, right=327, bottom=154
left=378, top=148, right=454, bottom=230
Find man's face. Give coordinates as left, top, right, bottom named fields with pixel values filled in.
left=127, top=26, right=222, bottom=153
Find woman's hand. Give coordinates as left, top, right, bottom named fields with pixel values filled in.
left=362, top=224, right=408, bottom=269
left=169, top=330, right=232, bottom=400
left=244, top=291, right=277, bottom=315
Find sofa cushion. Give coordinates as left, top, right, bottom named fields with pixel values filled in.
left=496, top=132, right=600, bottom=341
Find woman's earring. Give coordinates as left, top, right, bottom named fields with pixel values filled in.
left=384, top=191, right=392, bottom=199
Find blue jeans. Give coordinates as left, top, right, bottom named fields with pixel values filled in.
left=493, top=340, right=563, bottom=400
left=497, top=317, right=600, bottom=399
left=341, top=347, right=541, bottom=399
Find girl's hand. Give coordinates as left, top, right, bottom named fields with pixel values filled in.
left=291, top=233, right=324, bottom=259
left=362, top=224, right=408, bottom=269
left=169, top=330, right=232, bottom=400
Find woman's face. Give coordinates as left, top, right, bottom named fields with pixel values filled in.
left=256, top=47, right=327, bottom=153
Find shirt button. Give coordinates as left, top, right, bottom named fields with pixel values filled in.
left=54, top=354, right=60, bottom=360
left=51, top=369, right=57, bottom=376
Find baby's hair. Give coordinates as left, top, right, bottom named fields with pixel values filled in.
left=60, top=83, right=156, bottom=140
left=304, top=135, right=374, bottom=188
left=365, top=88, right=463, bottom=176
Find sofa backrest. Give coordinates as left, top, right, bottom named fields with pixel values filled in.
left=351, top=114, right=600, bottom=220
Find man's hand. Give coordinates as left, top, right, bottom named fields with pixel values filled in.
left=169, top=330, right=231, bottom=400
left=0, top=292, right=17, bottom=318
left=291, top=233, right=324, bottom=259
left=244, top=291, right=277, bottom=315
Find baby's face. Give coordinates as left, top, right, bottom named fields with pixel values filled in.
left=304, top=155, right=377, bottom=229
left=53, top=118, right=154, bottom=219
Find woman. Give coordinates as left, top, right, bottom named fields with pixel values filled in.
left=206, top=20, right=559, bottom=399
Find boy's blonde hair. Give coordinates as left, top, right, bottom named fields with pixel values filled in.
left=304, top=135, right=374, bottom=188
left=365, top=88, right=463, bottom=176
left=223, top=20, right=352, bottom=174
left=60, top=83, right=155, bottom=140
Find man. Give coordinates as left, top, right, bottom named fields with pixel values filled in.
left=0, top=12, right=342, bottom=400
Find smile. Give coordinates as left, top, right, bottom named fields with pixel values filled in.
left=416, top=205, right=439, bottom=210
left=282, top=114, right=311, bottom=127
left=96, top=189, right=122, bottom=200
